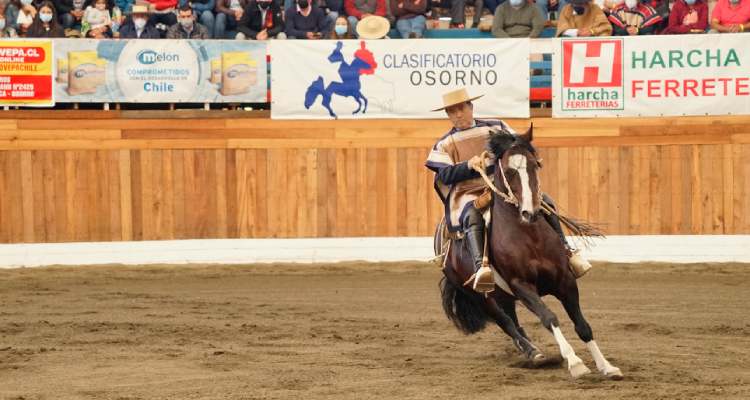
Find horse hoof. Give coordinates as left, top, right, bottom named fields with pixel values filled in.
left=568, top=361, right=591, bottom=379
left=530, top=352, right=547, bottom=367
left=604, top=367, right=624, bottom=380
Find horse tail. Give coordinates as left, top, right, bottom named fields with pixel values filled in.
left=440, top=277, right=488, bottom=335
left=304, top=76, right=325, bottom=109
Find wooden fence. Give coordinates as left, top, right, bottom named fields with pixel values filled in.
left=0, top=111, right=748, bottom=243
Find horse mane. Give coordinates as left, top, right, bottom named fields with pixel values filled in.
left=487, top=128, right=537, bottom=161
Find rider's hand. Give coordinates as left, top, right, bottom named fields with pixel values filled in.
left=467, top=155, right=486, bottom=172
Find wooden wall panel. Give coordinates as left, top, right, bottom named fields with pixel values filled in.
left=0, top=112, right=749, bottom=243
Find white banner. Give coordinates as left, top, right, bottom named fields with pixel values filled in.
left=553, top=34, right=750, bottom=117
left=54, top=39, right=267, bottom=103
left=270, top=39, right=529, bottom=119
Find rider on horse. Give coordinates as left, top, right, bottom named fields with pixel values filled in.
left=425, top=88, right=591, bottom=292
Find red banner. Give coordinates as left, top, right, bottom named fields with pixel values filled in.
left=0, top=40, right=54, bottom=106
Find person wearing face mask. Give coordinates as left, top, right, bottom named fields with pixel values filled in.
left=236, top=0, right=285, bottom=39
left=284, top=0, right=329, bottom=38
left=492, top=0, right=544, bottom=38
left=27, top=0, right=64, bottom=36
left=663, top=0, right=707, bottom=33
left=556, top=0, right=612, bottom=36
left=608, top=0, right=662, bottom=35
left=118, top=3, right=160, bottom=37
left=326, top=14, right=351, bottom=37
left=16, top=0, right=36, bottom=35
left=82, top=0, right=112, bottom=37
left=0, top=0, right=19, bottom=36
left=166, top=4, right=208, bottom=37
left=710, top=0, right=750, bottom=33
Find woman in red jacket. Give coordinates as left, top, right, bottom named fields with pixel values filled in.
left=662, top=0, right=708, bottom=34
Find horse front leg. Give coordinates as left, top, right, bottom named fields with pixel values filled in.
left=510, top=280, right=591, bottom=379
left=558, top=285, right=623, bottom=380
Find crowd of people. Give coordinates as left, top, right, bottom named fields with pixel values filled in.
left=0, top=0, right=747, bottom=40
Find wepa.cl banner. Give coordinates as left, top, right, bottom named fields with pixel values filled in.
left=270, top=39, right=529, bottom=119
left=54, top=39, right=267, bottom=103
left=0, top=39, right=54, bottom=107
left=553, top=34, right=750, bottom=117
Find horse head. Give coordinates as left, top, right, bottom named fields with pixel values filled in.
left=488, top=125, right=542, bottom=224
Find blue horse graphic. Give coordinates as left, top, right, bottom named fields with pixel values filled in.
left=304, top=41, right=377, bottom=118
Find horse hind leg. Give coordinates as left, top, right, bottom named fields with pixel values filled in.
left=559, top=287, right=624, bottom=380
left=511, top=280, right=591, bottom=379
left=485, top=296, right=546, bottom=366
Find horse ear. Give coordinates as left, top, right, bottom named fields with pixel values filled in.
left=518, top=123, right=533, bottom=143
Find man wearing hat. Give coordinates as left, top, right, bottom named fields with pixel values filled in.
left=425, top=88, right=592, bottom=291
left=118, top=3, right=161, bottom=38
left=556, top=0, right=612, bottom=36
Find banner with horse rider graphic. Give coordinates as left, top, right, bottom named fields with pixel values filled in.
left=269, top=39, right=530, bottom=119
left=553, top=34, right=750, bottom=117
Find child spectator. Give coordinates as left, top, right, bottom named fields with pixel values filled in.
left=662, top=0, right=707, bottom=34
left=491, top=0, right=545, bottom=38
left=710, top=0, right=750, bottom=33
left=27, top=0, right=64, bottom=36
left=82, top=0, right=113, bottom=37
left=608, top=0, right=663, bottom=35
left=284, top=0, right=330, bottom=38
left=556, top=0, right=612, bottom=36
left=166, top=3, right=209, bottom=37
left=391, top=0, right=427, bottom=38
left=326, top=13, right=352, bottom=37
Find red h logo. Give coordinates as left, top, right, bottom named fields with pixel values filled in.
left=563, top=40, right=622, bottom=88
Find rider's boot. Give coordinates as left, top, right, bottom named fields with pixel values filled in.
left=543, top=210, right=592, bottom=278
left=464, top=225, right=495, bottom=293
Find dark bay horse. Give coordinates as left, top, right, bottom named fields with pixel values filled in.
left=437, top=126, right=623, bottom=380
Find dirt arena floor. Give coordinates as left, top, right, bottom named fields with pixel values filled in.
left=1, top=261, right=749, bottom=400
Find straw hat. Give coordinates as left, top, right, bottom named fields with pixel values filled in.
left=431, top=88, right=484, bottom=111
left=356, top=16, right=390, bottom=39
left=131, top=3, right=150, bottom=14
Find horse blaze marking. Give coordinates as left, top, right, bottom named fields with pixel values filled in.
left=508, top=154, right=532, bottom=213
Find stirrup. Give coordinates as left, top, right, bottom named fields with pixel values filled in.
left=568, top=250, right=592, bottom=279
left=464, top=265, right=495, bottom=293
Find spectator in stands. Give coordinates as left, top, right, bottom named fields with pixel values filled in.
left=215, top=0, right=246, bottom=38
left=236, top=0, right=285, bottom=39
left=491, top=0, right=544, bottom=37
left=710, top=0, right=750, bottom=33
left=434, top=0, right=479, bottom=29
left=556, top=0, right=611, bottom=36
left=3, top=0, right=19, bottom=31
left=662, top=0, right=707, bottom=33
left=391, top=0, right=427, bottom=37
left=593, top=0, right=620, bottom=14
left=145, top=0, right=177, bottom=35
left=284, top=0, right=330, bottom=38
left=167, top=3, right=208, bottom=36
left=115, top=0, right=134, bottom=14
left=344, top=0, right=386, bottom=36
left=537, top=0, right=568, bottom=20
left=327, top=13, right=353, bottom=37
left=319, top=0, right=342, bottom=24
left=27, top=0, right=64, bottom=36
left=608, top=0, right=662, bottom=35
left=118, top=3, right=161, bottom=36
left=0, top=0, right=19, bottom=35
left=16, top=0, right=37, bottom=35
left=186, top=0, right=215, bottom=37
left=82, top=0, right=113, bottom=37
left=56, top=0, right=85, bottom=31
